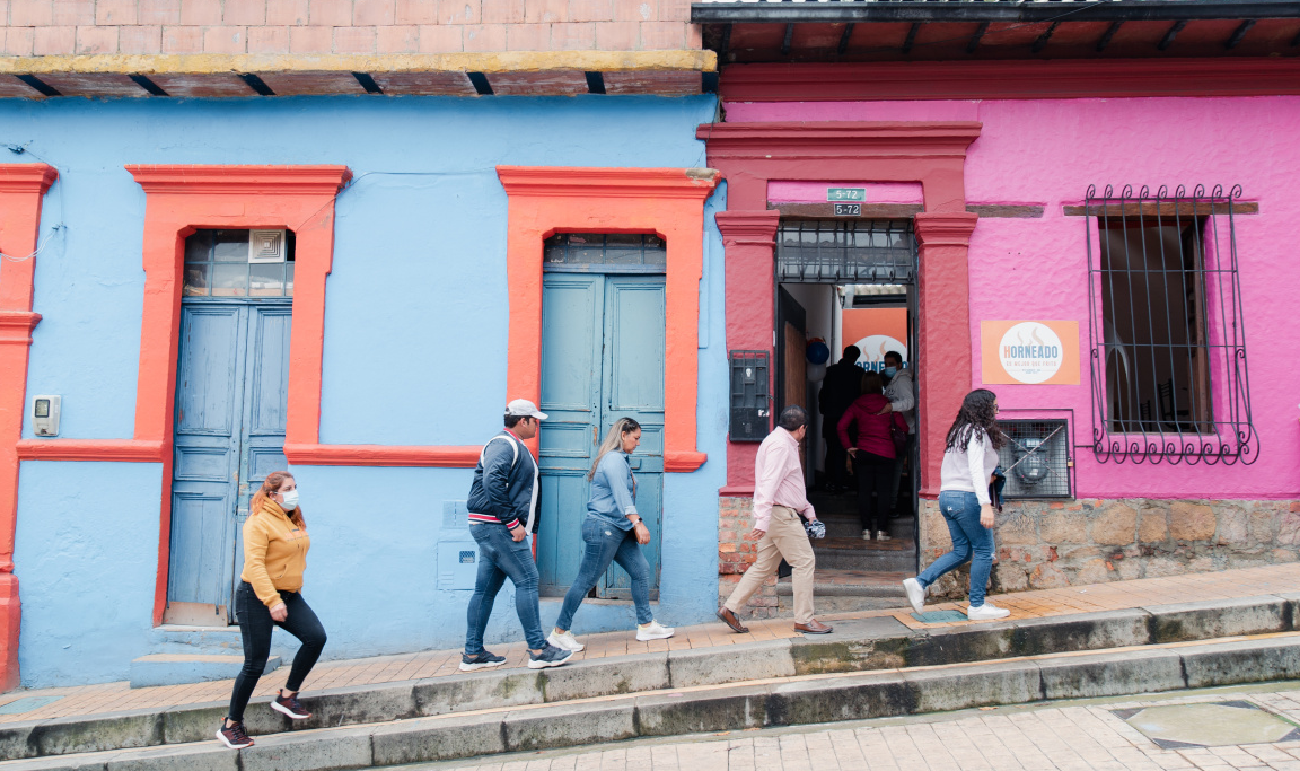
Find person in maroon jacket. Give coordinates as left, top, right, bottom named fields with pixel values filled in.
left=838, top=371, right=908, bottom=542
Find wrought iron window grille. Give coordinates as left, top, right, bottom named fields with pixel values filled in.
left=776, top=219, right=916, bottom=284
left=995, top=413, right=1074, bottom=500
left=1085, top=184, right=1256, bottom=465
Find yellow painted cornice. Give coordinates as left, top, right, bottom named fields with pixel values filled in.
left=0, top=50, right=717, bottom=75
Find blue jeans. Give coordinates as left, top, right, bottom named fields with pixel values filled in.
left=465, top=523, right=546, bottom=653
left=917, top=491, right=994, bottom=607
left=554, top=515, right=653, bottom=632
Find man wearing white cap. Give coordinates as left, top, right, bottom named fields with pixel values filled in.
left=461, top=400, right=572, bottom=671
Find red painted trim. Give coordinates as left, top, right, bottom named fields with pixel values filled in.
left=0, top=163, right=57, bottom=691
left=16, top=439, right=165, bottom=462
left=719, top=59, right=1300, bottom=103
left=665, top=451, right=708, bottom=473
left=283, top=444, right=482, bottom=467
left=698, top=122, right=980, bottom=496
left=497, top=166, right=720, bottom=471
left=121, top=165, right=352, bottom=625
left=714, top=211, right=780, bottom=491
left=719, top=485, right=755, bottom=498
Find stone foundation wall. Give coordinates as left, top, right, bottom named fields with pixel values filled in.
left=717, top=496, right=780, bottom=619
left=920, top=497, right=1300, bottom=599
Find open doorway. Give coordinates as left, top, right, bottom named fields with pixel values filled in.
left=773, top=219, right=919, bottom=613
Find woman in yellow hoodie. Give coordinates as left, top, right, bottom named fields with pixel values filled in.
left=217, top=471, right=326, bottom=750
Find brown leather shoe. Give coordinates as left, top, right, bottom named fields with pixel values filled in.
left=794, top=619, right=833, bottom=634
left=717, top=607, right=749, bottom=634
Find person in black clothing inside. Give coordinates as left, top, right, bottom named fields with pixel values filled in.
left=818, top=346, right=864, bottom=492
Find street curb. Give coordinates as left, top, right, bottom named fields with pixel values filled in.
left=1, top=594, right=1295, bottom=763
left=10, top=634, right=1300, bottom=771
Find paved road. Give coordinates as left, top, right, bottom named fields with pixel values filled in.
left=409, top=685, right=1300, bottom=771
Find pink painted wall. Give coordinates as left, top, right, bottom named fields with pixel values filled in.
left=730, top=97, right=1300, bottom=500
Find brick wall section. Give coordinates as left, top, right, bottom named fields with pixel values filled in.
left=0, top=0, right=700, bottom=55
left=920, top=497, right=1300, bottom=600
left=717, top=496, right=779, bottom=619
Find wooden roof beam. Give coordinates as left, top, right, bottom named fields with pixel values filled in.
left=1158, top=19, right=1189, bottom=50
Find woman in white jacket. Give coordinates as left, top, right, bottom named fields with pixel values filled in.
left=902, top=389, right=1010, bottom=621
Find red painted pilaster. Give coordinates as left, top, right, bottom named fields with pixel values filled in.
left=715, top=210, right=780, bottom=494
left=914, top=212, right=979, bottom=497
left=0, top=163, right=57, bottom=691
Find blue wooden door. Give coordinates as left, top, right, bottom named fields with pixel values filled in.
left=598, top=276, right=665, bottom=599
left=536, top=273, right=665, bottom=599
left=167, top=300, right=291, bottom=625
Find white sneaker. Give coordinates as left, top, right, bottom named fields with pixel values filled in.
left=876, top=531, right=891, bottom=542
left=902, top=577, right=925, bottom=614
left=966, top=603, right=1011, bottom=621
left=861, top=530, right=871, bottom=541
left=547, top=630, right=585, bottom=652
left=635, top=620, right=675, bottom=641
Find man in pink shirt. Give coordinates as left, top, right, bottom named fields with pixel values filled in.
left=718, top=406, right=833, bottom=634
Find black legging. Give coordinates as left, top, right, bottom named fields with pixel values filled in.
left=228, top=581, right=327, bottom=722
left=856, top=452, right=897, bottom=534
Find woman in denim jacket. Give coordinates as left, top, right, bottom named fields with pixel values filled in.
left=547, top=418, right=676, bottom=651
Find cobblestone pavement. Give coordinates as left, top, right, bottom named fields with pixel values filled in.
left=417, top=686, right=1300, bottom=771
left=2, top=563, right=1299, bottom=724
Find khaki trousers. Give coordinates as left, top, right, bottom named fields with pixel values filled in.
left=724, top=506, right=817, bottom=624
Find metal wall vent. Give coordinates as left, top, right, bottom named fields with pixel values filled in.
left=248, top=229, right=286, bottom=263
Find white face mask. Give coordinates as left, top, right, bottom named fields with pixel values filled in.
left=278, top=489, right=299, bottom=511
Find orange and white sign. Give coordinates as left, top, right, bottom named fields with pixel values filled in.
left=981, top=321, right=1080, bottom=385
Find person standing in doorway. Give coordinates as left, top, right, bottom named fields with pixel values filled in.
left=718, top=406, right=833, bottom=635
left=818, top=346, right=863, bottom=492
left=902, top=389, right=1011, bottom=621
left=878, top=350, right=916, bottom=509
left=462, top=400, right=572, bottom=672
left=547, top=418, right=675, bottom=652
left=838, top=371, right=907, bottom=542
left=217, top=471, right=326, bottom=750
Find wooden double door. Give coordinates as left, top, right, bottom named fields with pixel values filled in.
left=536, top=273, right=666, bottom=600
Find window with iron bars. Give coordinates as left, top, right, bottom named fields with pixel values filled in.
left=776, top=219, right=915, bottom=284
left=1085, top=184, right=1256, bottom=465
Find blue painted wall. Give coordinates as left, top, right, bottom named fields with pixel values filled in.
left=15, top=461, right=162, bottom=686
left=5, top=95, right=726, bottom=687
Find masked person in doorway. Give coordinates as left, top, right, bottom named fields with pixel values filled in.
left=839, top=371, right=908, bottom=542
left=462, top=400, right=572, bottom=673
left=218, top=471, right=326, bottom=750
left=818, top=346, right=863, bottom=493
left=902, top=389, right=1011, bottom=621
left=547, top=418, right=675, bottom=652
left=718, top=405, right=833, bottom=635
left=878, top=350, right=916, bottom=509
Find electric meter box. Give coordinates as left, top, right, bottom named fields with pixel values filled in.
left=729, top=350, right=770, bottom=442
left=31, top=395, right=60, bottom=437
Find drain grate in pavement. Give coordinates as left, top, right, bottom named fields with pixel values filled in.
left=1116, top=701, right=1300, bottom=749
left=911, top=611, right=969, bottom=623
left=0, top=695, right=64, bottom=714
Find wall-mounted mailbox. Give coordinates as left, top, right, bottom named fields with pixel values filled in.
left=729, top=350, right=770, bottom=442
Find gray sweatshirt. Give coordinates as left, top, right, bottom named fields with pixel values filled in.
left=939, top=432, right=999, bottom=506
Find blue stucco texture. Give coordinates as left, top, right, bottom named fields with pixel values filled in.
left=15, top=461, right=163, bottom=687
left=5, top=96, right=726, bottom=687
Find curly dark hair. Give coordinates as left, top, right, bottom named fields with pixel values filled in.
left=944, top=389, right=1007, bottom=452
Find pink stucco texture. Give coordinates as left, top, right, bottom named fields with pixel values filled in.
left=730, top=97, right=1300, bottom=500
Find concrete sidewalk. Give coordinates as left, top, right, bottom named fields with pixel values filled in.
left=2, top=563, right=1298, bottom=726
